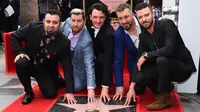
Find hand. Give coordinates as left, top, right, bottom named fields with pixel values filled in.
left=63, top=93, right=77, bottom=104
left=14, top=53, right=30, bottom=63
left=124, top=88, right=136, bottom=105
left=100, top=87, right=110, bottom=102
left=137, top=53, right=147, bottom=71
left=113, top=86, right=124, bottom=100
left=88, top=89, right=96, bottom=103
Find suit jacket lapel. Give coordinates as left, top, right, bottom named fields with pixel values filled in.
left=73, top=27, right=85, bottom=58
left=123, top=30, right=137, bottom=52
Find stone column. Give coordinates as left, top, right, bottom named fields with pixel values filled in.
left=20, top=0, right=39, bottom=26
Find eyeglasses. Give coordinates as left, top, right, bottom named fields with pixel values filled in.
left=70, top=8, right=84, bottom=15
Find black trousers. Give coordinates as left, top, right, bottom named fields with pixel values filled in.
left=135, top=57, right=192, bottom=93
left=15, top=58, right=63, bottom=98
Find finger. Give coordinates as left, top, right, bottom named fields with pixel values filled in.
left=67, top=99, right=70, bottom=104
left=133, top=95, right=136, bottom=102
left=103, top=96, right=106, bottom=102
left=71, top=99, right=76, bottom=104
left=138, top=64, right=141, bottom=71
left=124, top=97, right=130, bottom=106
left=62, top=97, right=66, bottom=102
left=106, top=95, right=111, bottom=101
left=14, top=57, right=19, bottom=63
left=100, top=95, right=103, bottom=101
left=88, top=97, right=90, bottom=103
left=92, top=97, right=96, bottom=103
left=113, top=94, right=116, bottom=100
left=24, top=55, right=30, bottom=60
left=119, top=94, right=123, bottom=100
left=70, top=99, right=74, bottom=104
left=73, top=99, right=77, bottom=104
left=21, top=54, right=24, bottom=59
left=88, top=97, right=92, bottom=103
left=113, top=94, right=119, bottom=100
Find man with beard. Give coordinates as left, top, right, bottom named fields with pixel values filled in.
left=113, top=3, right=142, bottom=101
left=60, top=8, right=96, bottom=103
left=125, top=2, right=196, bottom=110
left=11, top=10, right=76, bottom=104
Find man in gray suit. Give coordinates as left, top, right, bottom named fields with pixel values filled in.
left=60, top=8, right=96, bottom=103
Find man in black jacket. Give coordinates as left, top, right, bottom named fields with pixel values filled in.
left=124, top=3, right=196, bottom=110
left=11, top=10, right=76, bottom=104
left=86, top=3, right=114, bottom=102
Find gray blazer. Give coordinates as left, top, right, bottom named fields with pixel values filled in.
left=60, top=18, right=96, bottom=88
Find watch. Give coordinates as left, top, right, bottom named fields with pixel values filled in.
left=142, top=52, right=148, bottom=59
left=143, top=55, right=148, bottom=59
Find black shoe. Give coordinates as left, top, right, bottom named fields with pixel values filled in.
left=22, top=92, right=35, bottom=104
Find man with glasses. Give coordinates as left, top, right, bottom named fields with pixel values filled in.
left=60, top=8, right=96, bottom=103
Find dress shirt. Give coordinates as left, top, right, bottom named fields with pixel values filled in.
left=68, top=28, right=83, bottom=50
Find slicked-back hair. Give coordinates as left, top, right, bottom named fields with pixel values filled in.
left=70, top=8, right=85, bottom=20
left=135, top=2, right=153, bottom=11
left=45, top=10, right=61, bottom=21
left=86, top=3, right=110, bottom=27
left=115, top=3, right=132, bottom=13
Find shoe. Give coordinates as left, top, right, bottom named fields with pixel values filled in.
left=22, top=92, right=35, bottom=104
left=146, top=93, right=172, bottom=110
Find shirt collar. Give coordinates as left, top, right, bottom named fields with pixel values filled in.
left=124, top=16, right=141, bottom=36
left=70, top=27, right=84, bottom=38
left=91, top=26, right=100, bottom=31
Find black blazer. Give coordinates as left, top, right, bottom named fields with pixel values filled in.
left=11, top=22, right=74, bottom=93
left=131, top=19, right=196, bottom=82
left=87, top=24, right=114, bottom=86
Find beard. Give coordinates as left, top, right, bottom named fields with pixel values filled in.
left=123, top=19, right=133, bottom=31
left=71, top=27, right=82, bottom=34
left=45, top=28, right=57, bottom=37
left=142, top=20, right=153, bottom=29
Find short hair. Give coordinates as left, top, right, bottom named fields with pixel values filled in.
left=115, top=3, right=132, bottom=13
left=135, top=2, right=152, bottom=11
left=70, top=8, right=85, bottom=19
left=45, top=10, right=61, bottom=20
left=86, top=3, right=110, bottom=27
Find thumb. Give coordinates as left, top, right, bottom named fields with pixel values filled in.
left=133, top=95, right=136, bottom=102
left=62, top=96, right=66, bottom=102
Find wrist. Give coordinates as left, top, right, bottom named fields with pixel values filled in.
left=129, top=82, right=136, bottom=89
left=142, top=52, right=148, bottom=59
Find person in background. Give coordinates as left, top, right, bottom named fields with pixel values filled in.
left=0, top=0, right=9, bottom=45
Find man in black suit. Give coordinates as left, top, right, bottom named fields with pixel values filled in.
left=124, top=2, right=196, bottom=110
left=11, top=10, right=76, bottom=105
left=86, top=3, right=114, bottom=102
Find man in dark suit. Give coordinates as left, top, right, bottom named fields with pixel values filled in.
left=11, top=10, right=76, bottom=104
left=125, top=3, right=196, bottom=110
left=86, top=3, right=114, bottom=102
